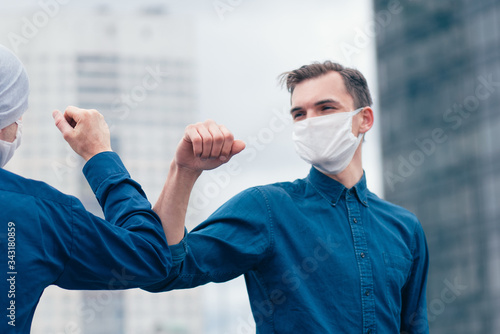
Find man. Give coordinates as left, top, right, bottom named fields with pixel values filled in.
left=0, top=45, right=175, bottom=332
left=146, top=61, right=429, bottom=333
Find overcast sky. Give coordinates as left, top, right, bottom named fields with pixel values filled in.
left=1, top=0, right=382, bottom=211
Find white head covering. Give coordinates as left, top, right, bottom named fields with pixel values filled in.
left=0, top=44, right=29, bottom=130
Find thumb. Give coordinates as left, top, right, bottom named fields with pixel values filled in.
left=230, top=140, right=246, bottom=156
left=52, top=110, right=74, bottom=138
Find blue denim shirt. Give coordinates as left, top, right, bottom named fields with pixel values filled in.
left=146, top=167, right=429, bottom=333
left=0, top=152, right=171, bottom=333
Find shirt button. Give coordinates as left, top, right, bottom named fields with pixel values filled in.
left=353, top=218, right=358, bottom=224
left=360, top=252, right=365, bottom=258
left=365, top=290, right=370, bottom=296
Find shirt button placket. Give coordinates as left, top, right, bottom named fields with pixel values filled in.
left=346, top=191, right=375, bottom=333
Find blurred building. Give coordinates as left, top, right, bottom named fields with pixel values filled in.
left=0, top=4, right=204, bottom=334
left=375, top=0, right=500, bottom=332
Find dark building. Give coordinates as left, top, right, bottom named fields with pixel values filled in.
left=374, top=0, right=500, bottom=332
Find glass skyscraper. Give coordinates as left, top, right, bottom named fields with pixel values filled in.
left=374, top=0, right=500, bottom=332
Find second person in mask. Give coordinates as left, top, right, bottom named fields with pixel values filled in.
left=145, top=61, right=430, bottom=334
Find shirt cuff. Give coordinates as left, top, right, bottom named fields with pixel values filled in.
left=170, top=228, right=188, bottom=266
left=82, top=152, right=129, bottom=194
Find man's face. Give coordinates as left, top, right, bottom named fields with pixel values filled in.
left=290, top=71, right=357, bottom=121
left=290, top=71, right=365, bottom=136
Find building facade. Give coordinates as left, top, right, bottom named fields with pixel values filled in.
left=374, top=0, right=500, bottom=332
left=0, top=4, right=204, bottom=334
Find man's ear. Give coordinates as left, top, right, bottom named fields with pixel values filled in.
left=358, top=107, right=374, bottom=134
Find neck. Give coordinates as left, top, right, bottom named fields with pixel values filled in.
left=323, top=146, right=363, bottom=189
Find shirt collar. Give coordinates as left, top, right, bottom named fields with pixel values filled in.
left=306, top=167, right=369, bottom=207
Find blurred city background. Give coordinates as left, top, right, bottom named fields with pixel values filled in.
left=0, top=0, right=498, bottom=333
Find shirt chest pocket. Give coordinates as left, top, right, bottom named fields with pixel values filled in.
left=383, top=252, right=412, bottom=316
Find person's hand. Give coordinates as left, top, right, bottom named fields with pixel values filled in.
left=175, top=120, right=245, bottom=173
left=53, top=106, right=112, bottom=161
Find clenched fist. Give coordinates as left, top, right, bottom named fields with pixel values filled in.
left=53, top=106, right=112, bottom=161
left=175, top=119, right=245, bottom=173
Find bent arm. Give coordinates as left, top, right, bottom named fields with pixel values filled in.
left=153, top=120, right=245, bottom=245
left=52, top=107, right=173, bottom=289
left=55, top=152, right=171, bottom=289
left=153, top=162, right=200, bottom=245
left=144, top=187, right=274, bottom=292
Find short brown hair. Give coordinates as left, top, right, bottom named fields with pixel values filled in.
left=279, top=61, right=373, bottom=109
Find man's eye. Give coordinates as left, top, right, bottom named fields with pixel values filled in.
left=293, top=112, right=305, bottom=119
left=322, top=106, right=335, bottom=110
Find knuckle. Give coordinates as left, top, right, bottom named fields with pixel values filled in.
left=62, top=132, right=72, bottom=141
left=213, top=135, right=224, bottom=145
left=206, top=120, right=218, bottom=128
left=185, top=125, right=195, bottom=134
left=202, top=138, right=213, bottom=148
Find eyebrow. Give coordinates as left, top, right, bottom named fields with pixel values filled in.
left=315, top=99, right=342, bottom=107
left=290, top=99, right=342, bottom=114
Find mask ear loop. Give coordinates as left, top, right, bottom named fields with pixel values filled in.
left=14, top=119, right=23, bottom=141
left=351, top=107, right=367, bottom=142
left=358, top=107, right=367, bottom=143
left=352, top=107, right=364, bottom=116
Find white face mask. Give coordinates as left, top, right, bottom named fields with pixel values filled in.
left=293, top=108, right=363, bottom=175
left=0, top=120, right=23, bottom=168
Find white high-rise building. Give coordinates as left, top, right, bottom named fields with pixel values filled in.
left=0, top=4, right=205, bottom=334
